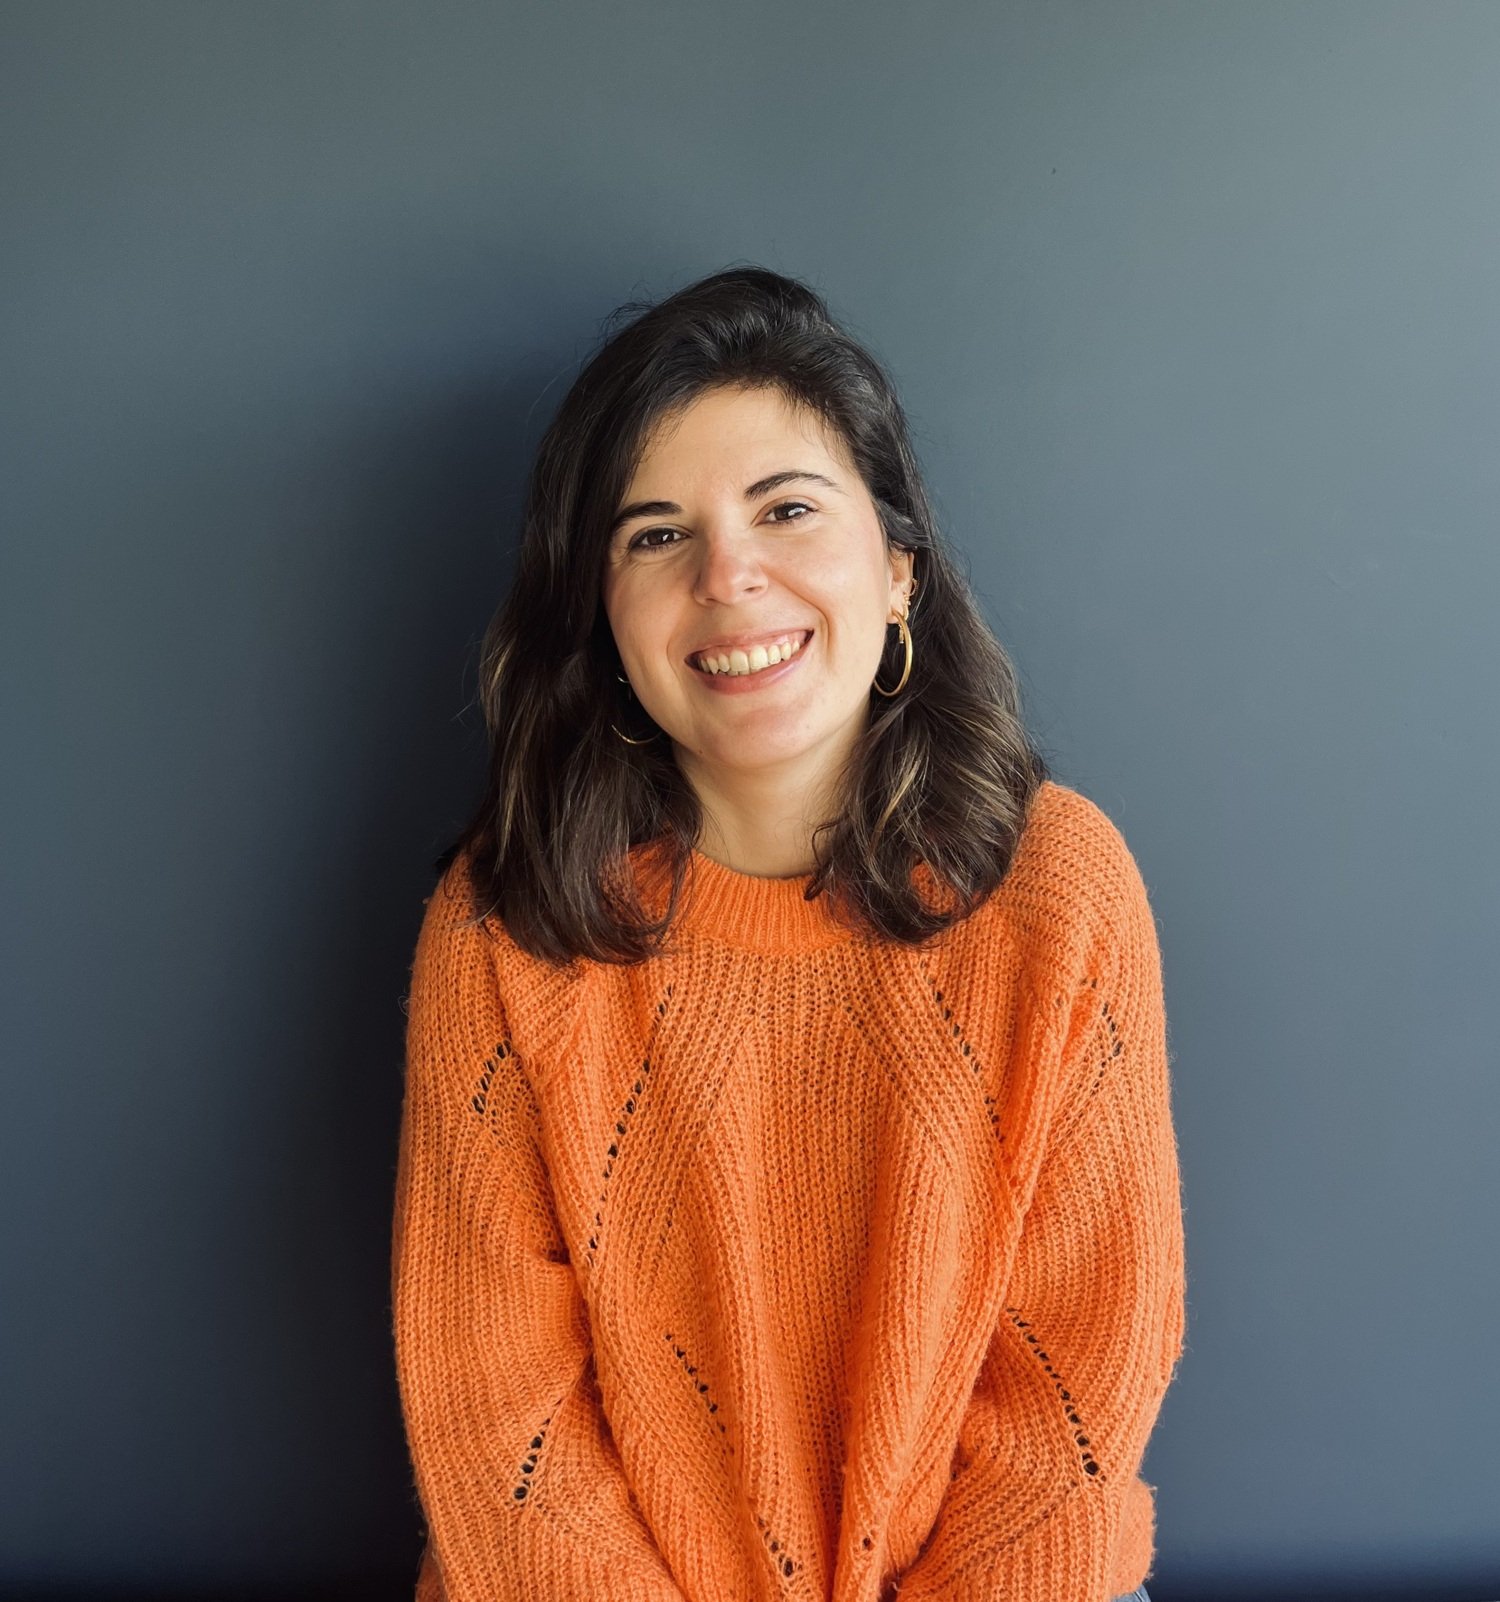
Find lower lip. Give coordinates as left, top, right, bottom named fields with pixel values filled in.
left=688, top=632, right=813, bottom=695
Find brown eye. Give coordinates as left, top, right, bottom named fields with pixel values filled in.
left=628, top=526, right=684, bottom=552
left=768, top=500, right=815, bottom=523
left=626, top=501, right=813, bottom=552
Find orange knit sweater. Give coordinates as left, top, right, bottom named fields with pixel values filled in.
left=390, top=779, right=1187, bottom=1602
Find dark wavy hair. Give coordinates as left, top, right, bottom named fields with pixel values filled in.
left=438, top=265, right=1051, bottom=965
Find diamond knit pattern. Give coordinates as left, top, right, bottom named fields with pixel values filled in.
left=390, top=780, right=1186, bottom=1602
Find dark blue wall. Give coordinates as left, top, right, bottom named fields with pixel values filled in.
left=4, top=3, right=1496, bottom=1598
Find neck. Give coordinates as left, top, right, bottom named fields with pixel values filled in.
left=673, top=742, right=847, bottom=879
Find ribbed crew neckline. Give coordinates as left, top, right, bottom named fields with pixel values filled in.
left=630, top=840, right=860, bottom=954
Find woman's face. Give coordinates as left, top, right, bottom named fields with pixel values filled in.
left=600, top=384, right=913, bottom=799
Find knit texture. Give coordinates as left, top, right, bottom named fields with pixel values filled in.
left=390, top=779, right=1187, bottom=1602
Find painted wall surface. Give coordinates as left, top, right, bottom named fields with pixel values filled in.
left=4, top=3, right=1496, bottom=1598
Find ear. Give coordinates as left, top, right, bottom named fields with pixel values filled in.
left=888, top=545, right=916, bottom=615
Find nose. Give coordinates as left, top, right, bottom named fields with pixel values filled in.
left=691, top=530, right=768, bottom=607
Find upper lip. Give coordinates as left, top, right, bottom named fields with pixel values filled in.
left=685, top=627, right=813, bottom=663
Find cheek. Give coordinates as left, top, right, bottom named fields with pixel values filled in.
left=809, top=550, right=888, bottom=629
left=610, top=590, right=676, bottom=670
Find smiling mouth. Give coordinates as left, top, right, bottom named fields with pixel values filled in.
left=689, top=630, right=813, bottom=677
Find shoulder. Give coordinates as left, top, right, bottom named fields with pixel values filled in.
left=414, top=848, right=493, bottom=952
left=408, top=849, right=530, bottom=1012
left=416, top=846, right=595, bottom=1064
left=998, top=779, right=1159, bottom=989
left=407, top=849, right=496, bottom=998
left=1015, top=780, right=1150, bottom=910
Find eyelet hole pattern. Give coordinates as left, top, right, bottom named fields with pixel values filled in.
left=509, top=1408, right=558, bottom=1504
left=752, top=1508, right=800, bottom=1583
left=470, top=1037, right=516, bottom=1121
left=919, top=960, right=1004, bottom=1144
left=1007, top=1310, right=1104, bottom=1482
left=662, top=1330, right=729, bottom=1442
left=662, top=1331, right=802, bottom=1584
left=1080, top=976, right=1122, bottom=1106
left=1050, top=976, right=1124, bottom=1154
left=586, top=983, right=673, bottom=1266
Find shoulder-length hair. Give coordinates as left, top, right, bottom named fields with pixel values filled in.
left=438, top=265, right=1051, bottom=966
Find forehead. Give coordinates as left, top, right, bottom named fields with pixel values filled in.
left=627, top=386, right=851, bottom=484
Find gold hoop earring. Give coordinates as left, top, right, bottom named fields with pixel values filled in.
left=611, top=668, right=660, bottom=743
left=873, top=609, right=913, bottom=697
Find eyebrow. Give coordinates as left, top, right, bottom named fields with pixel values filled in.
left=609, top=470, right=844, bottom=537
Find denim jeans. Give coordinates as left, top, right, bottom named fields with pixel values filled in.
left=1112, top=1589, right=1151, bottom=1602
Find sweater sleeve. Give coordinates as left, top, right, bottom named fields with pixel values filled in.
left=390, top=859, right=690, bottom=1602
left=886, top=838, right=1187, bottom=1602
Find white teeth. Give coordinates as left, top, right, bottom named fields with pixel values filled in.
left=693, top=633, right=808, bottom=676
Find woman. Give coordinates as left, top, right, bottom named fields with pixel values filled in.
left=390, top=266, right=1184, bottom=1602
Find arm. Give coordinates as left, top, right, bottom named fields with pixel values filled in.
left=391, top=858, right=690, bottom=1602
left=888, top=842, right=1187, bottom=1602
